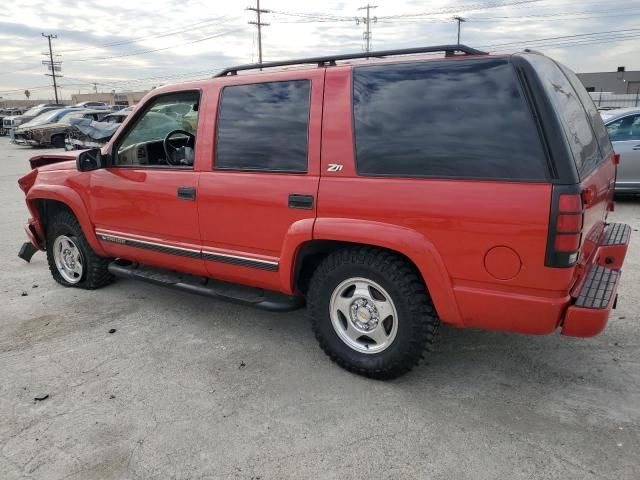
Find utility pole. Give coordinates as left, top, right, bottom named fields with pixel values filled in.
left=357, top=4, right=377, bottom=53
left=42, top=33, right=61, bottom=104
left=453, top=16, right=466, bottom=44
left=92, top=82, right=98, bottom=93
left=247, top=0, right=270, bottom=64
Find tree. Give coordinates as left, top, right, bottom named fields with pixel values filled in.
left=24, top=89, right=31, bottom=100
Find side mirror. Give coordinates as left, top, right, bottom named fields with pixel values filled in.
left=77, top=148, right=106, bottom=172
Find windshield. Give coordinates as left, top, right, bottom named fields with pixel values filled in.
left=21, top=107, right=45, bottom=117
left=23, top=109, right=73, bottom=127
left=58, top=111, right=86, bottom=124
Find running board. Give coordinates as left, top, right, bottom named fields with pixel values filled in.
left=107, top=260, right=304, bottom=312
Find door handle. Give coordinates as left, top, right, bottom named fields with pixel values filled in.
left=177, top=186, right=196, bottom=201
left=288, top=194, right=314, bottom=210
left=632, top=145, right=640, bottom=150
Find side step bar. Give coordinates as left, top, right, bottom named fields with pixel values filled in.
left=108, top=260, right=304, bottom=312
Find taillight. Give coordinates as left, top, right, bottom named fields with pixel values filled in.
left=545, top=189, right=583, bottom=268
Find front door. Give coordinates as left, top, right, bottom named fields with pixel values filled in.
left=89, top=90, right=207, bottom=276
left=197, top=70, right=324, bottom=291
left=606, top=113, right=640, bottom=191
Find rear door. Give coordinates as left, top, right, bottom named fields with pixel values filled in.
left=605, top=113, right=640, bottom=191
left=197, top=70, right=324, bottom=292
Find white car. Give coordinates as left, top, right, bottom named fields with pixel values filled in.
left=602, top=108, right=640, bottom=193
left=73, top=101, right=111, bottom=110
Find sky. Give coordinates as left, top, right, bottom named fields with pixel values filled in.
left=0, top=0, right=639, bottom=100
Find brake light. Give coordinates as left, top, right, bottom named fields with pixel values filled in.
left=545, top=190, right=583, bottom=268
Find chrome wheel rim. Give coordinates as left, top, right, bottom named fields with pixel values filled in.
left=329, top=277, right=398, bottom=354
left=53, top=235, right=83, bottom=284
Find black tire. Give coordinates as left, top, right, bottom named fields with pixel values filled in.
left=51, top=134, right=65, bottom=148
left=46, top=210, right=114, bottom=289
left=307, top=246, right=439, bottom=379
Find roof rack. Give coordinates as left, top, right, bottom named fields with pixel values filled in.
left=214, top=44, right=488, bottom=77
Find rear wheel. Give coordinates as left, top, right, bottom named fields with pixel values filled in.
left=51, top=134, right=65, bottom=148
left=307, top=246, right=439, bottom=379
left=46, top=211, right=114, bottom=289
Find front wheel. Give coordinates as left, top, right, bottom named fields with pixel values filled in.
left=307, top=247, right=439, bottom=379
left=46, top=211, right=114, bottom=289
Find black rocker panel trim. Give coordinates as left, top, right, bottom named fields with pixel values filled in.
left=98, top=233, right=278, bottom=271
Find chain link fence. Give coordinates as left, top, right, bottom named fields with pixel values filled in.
left=590, top=92, right=640, bottom=109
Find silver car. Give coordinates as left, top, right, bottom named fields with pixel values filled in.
left=602, top=108, right=640, bottom=193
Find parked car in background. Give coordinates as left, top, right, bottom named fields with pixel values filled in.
left=65, top=110, right=130, bottom=150
left=0, top=108, right=25, bottom=135
left=17, top=46, right=630, bottom=379
left=73, top=101, right=110, bottom=110
left=3, top=104, right=65, bottom=138
left=101, top=111, right=129, bottom=124
left=602, top=108, right=640, bottom=193
left=12, top=108, right=83, bottom=144
left=14, top=109, right=111, bottom=147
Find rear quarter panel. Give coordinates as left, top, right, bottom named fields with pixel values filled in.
left=318, top=66, right=564, bottom=332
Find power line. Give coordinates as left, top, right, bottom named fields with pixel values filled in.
left=56, top=15, right=236, bottom=54
left=378, top=0, right=546, bottom=19
left=268, top=10, right=352, bottom=21
left=66, top=26, right=244, bottom=63
left=248, top=0, right=270, bottom=64
left=482, top=27, right=640, bottom=49
left=471, top=6, right=640, bottom=20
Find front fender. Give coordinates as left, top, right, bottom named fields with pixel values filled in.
left=285, top=217, right=462, bottom=326
left=26, top=185, right=107, bottom=257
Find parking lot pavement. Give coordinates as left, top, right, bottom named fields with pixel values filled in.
left=0, top=136, right=638, bottom=480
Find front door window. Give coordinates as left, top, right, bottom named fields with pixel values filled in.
left=115, top=92, right=199, bottom=168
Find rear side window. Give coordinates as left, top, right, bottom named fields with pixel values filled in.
left=215, top=80, right=310, bottom=173
left=352, top=57, right=547, bottom=180
left=525, top=55, right=602, bottom=178
left=558, top=63, right=613, bottom=159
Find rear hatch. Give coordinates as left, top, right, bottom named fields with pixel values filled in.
left=518, top=53, right=615, bottom=283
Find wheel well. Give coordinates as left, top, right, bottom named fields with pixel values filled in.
left=33, top=199, right=75, bottom=235
left=50, top=133, right=66, bottom=146
left=293, top=240, right=426, bottom=296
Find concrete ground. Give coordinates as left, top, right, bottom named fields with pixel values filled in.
left=0, top=136, right=638, bottom=480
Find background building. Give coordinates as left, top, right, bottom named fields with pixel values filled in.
left=0, top=99, right=69, bottom=109
left=70, top=90, right=148, bottom=106
left=577, top=67, right=640, bottom=94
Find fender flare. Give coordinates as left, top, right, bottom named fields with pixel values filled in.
left=281, top=217, right=462, bottom=326
left=26, top=185, right=107, bottom=257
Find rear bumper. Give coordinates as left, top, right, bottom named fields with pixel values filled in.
left=561, top=223, right=630, bottom=337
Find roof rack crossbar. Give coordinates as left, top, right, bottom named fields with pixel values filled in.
left=214, top=44, right=488, bottom=77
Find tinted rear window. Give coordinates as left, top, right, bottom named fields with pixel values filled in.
left=352, top=57, right=547, bottom=180
left=525, top=54, right=602, bottom=178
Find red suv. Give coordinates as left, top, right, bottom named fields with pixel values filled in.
left=18, top=45, right=630, bottom=379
